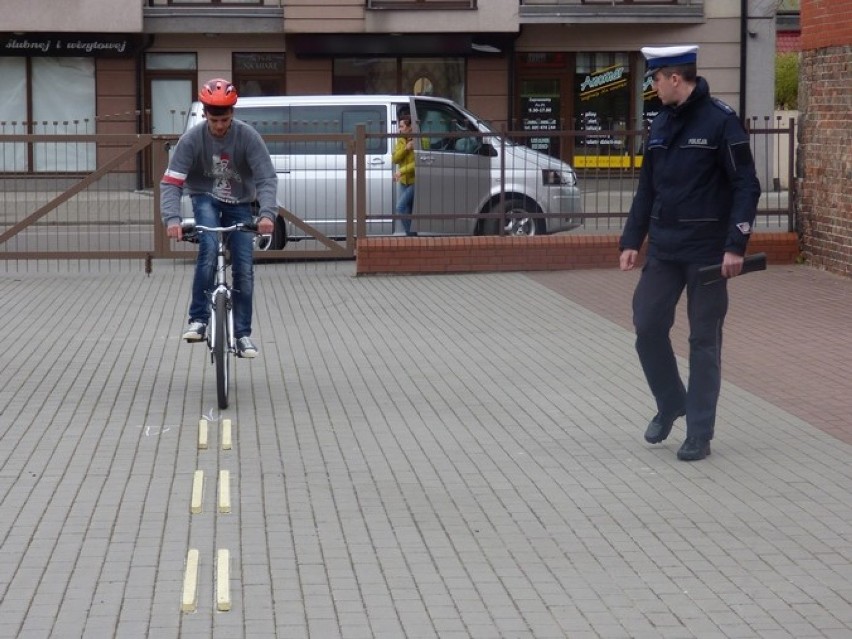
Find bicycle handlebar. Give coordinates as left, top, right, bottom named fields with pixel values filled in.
left=180, top=217, right=262, bottom=234
left=178, top=216, right=274, bottom=245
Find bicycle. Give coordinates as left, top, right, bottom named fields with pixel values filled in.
left=180, top=217, right=266, bottom=409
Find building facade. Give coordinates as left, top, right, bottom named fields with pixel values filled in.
left=2, top=0, right=775, bottom=181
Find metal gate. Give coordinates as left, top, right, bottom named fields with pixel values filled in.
left=150, top=136, right=357, bottom=262
left=0, top=132, right=358, bottom=267
left=0, top=119, right=797, bottom=267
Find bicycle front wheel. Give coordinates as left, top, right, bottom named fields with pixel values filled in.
left=213, top=291, right=231, bottom=409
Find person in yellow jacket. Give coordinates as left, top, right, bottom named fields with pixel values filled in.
left=392, top=114, right=416, bottom=235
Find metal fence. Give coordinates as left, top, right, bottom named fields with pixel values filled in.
left=0, top=117, right=796, bottom=269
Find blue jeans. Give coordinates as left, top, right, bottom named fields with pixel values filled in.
left=188, top=195, right=255, bottom=339
left=396, top=182, right=414, bottom=234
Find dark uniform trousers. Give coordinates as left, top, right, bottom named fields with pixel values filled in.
left=632, top=256, right=729, bottom=441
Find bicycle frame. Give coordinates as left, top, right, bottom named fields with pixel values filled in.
left=180, top=218, right=261, bottom=409
left=207, top=234, right=235, bottom=361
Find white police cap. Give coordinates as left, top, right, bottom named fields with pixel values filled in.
left=641, top=45, right=699, bottom=77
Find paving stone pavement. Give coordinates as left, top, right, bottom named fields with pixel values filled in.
left=0, top=259, right=850, bottom=639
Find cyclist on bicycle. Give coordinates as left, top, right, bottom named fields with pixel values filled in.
left=161, top=78, right=276, bottom=358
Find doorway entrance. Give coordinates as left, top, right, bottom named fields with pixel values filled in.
left=142, top=53, right=197, bottom=186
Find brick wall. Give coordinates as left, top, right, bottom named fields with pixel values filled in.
left=797, top=2, right=852, bottom=277
left=801, top=1, right=852, bottom=49
left=355, top=233, right=799, bottom=275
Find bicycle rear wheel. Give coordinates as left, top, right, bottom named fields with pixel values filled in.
left=213, top=291, right=231, bottom=409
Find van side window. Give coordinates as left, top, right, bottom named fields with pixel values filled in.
left=236, top=105, right=386, bottom=155
left=341, top=109, right=387, bottom=154
left=413, top=101, right=479, bottom=154
left=234, top=106, right=289, bottom=154
left=290, top=105, right=386, bottom=155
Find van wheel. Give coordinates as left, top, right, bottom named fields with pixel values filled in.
left=482, top=198, right=544, bottom=236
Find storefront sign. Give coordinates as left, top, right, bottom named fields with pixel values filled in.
left=234, top=53, right=286, bottom=73
left=521, top=96, right=560, bottom=155
left=0, top=34, right=141, bottom=57
left=579, top=64, right=627, bottom=101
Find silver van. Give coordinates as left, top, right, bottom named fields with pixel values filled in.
left=185, top=95, right=583, bottom=240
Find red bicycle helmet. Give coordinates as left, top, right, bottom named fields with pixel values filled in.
left=198, top=78, right=238, bottom=107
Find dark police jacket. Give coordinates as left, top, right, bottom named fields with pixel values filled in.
left=619, top=77, right=761, bottom=263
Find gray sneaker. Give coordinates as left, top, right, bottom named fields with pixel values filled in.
left=182, top=321, right=207, bottom=342
left=236, top=336, right=258, bottom=358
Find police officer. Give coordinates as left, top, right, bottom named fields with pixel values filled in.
left=619, top=45, right=761, bottom=461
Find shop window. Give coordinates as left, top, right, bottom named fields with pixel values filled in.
left=145, top=52, right=197, bottom=70
left=0, top=57, right=95, bottom=173
left=574, top=52, right=630, bottom=169
left=0, top=58, right=28, bottom=172
left=233, top=53, right=286, bottom=97
left=641, top=73, right=662, bottom=127
left=401, top=59, right=464, bottom=104
left=333, top=58, right=464, bottom=104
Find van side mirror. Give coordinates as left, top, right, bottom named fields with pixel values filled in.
left=479, top=143, right=498, bottom=157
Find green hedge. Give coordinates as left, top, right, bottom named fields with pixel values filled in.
left=775, top=53, right=799, bottom=110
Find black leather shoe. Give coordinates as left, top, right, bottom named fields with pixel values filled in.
left=677, top=436, right=711, bottom=461
left=644, top=409, right=685, bottom=444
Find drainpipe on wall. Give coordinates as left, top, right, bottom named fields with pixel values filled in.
left=740, top=0, right=748, bottom=120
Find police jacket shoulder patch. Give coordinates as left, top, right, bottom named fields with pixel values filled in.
left=711, top=98, right=735, bottom=115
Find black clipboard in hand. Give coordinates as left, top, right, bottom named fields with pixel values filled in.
left=698, top=253, right=767, bottom=285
